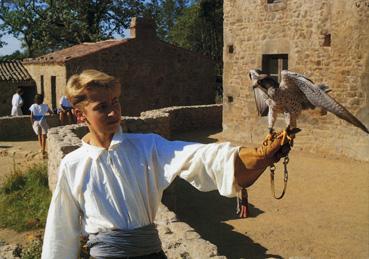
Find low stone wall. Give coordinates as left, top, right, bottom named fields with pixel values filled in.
left=47, top=104, right=224, bottom=258
left=0, top=115, right=60, bottom=140
left=141, top=104, right=222, bottom=135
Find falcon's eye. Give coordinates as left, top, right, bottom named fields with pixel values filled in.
left=257, top=79, right=262, bottom=85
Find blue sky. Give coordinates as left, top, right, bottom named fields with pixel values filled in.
left=0, top=34, right=22, bottom=56
left=0, top=30, right=130, bottom=56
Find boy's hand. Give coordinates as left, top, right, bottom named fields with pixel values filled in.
left=235, top=129, right=298, bottom=187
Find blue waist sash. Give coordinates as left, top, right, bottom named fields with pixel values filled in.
left=32, top=115, right=44, bottom=121
left=87, top=223, right=162, bottom=258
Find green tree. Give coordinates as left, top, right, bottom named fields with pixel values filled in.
left=0, top=0, right=145, bottom=57
left=169, top=0, right=223, bottom=74
left=0, top=0, right=43, bottom=57
left=144, top=0, right=190, bottom=41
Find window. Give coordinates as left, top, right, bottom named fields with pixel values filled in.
left=51, top=76, right=56, bottom=110
left=322, top=33, right=331, bottom=47
left=228, top=45, right=234, bottom=54
left=265, top=0, right=287, bottom=11
left=262, top=54, right=288, bottom=82
left=40, top=75, right=44, bottom=96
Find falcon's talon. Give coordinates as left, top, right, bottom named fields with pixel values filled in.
left=280, top=130, right=288, bottom=145
left=263, top=133, right=274, bottom=146
left=281, top=130, right=296, bottom=144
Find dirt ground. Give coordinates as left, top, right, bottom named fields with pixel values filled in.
left=0, top=140, right=45, bottom=184
left=0, top=139, right=45, bottom=247
left=168, top=130, right=369, bottom=259
left=0, top=131, right=368, bottom=259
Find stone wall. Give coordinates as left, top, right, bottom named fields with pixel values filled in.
left=24, top=64, right=67, bottom=111
left=65, top=39, right=216, bottom=116
left=22, top=18, right=217, bottom=117
left=46, top=104, right=224, bottom=258
left=141, top=104, right=222, bottom=134
left=0, top=115, right=60, bottom=140
left=223, top=0, right=369, bottom=161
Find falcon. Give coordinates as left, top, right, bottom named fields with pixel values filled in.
left=249, top=69, right=369, bottom=137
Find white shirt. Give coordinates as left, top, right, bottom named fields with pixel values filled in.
left=29, top=103, right=49, bottom=116
left=59, top=96, right=72, bottom=108
left=42, top=128, right=240, bottom=259
left=12, top=93, right=23, bottom=107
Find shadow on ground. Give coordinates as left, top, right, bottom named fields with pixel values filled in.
left=165, top=129, right=283, bottom=258
left=162, top=178, right=282, bottom=259
left=0, top=135, right=37, bottom=142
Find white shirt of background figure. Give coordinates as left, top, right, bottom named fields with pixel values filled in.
left=59, top=95, right=72, bottom=108
left=11, top=89, right=24, bottom=116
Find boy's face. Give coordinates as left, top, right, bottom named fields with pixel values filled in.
left=77, top=86, right=122, bottom=136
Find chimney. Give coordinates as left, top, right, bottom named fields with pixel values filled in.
left=130, top=17, right=157, bottom=40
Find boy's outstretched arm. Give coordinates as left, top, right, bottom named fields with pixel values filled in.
left=234, top=131, right=291, bottom=188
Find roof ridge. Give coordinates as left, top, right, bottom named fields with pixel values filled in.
left=23, top=38, right=129, bottom=64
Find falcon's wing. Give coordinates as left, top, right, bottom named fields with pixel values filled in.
left=253, top=87, right=269, bottom=116
left=280, top=71, right=315, bottom=109
left=283, top=71, right=369, bottom=134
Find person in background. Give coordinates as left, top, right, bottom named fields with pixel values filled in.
left=29, top=94, right=52, bottom=158
left=59, top=95, right=75, bottom=125
left=11, top=88, right=24, bottom=116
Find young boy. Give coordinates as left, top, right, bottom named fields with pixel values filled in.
left=29, top=94, right=52, bottom=158
left=41, top=70, right=292, bottom=259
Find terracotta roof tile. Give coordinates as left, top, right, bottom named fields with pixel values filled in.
left=0, top=60, right=33, bottom=82
left=23, top=39, right=129, bottom=65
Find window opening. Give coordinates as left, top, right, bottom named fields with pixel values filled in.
left=51, top=76, right=57, bottom=110
left=262, top=54, right=288, bottom=82
left=323, top=34, right=331, bottom=47
left=40, top=75, right=44, bottom=96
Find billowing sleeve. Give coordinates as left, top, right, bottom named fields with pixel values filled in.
left=152, top=134, right=240, bottom=197
left=41, top=162, right=81, bottom=259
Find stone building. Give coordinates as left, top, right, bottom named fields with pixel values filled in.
left=223, top=0, right=369, bottom=161
left=0, top=61, right=36, bottom=116
left=23, top=17, right=216, bottom=116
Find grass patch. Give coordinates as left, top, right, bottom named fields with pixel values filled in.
left=0, top=163, right=51, bottom=232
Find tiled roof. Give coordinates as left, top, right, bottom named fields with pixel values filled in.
left=0, top=60, right=33, bottom=82
left=23, top=39, right=129, bottom=65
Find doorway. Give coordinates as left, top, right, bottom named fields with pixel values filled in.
left=51, top=76, right=57, bottom=111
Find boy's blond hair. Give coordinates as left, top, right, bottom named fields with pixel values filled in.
left=66, top=69, right=120, bottom=107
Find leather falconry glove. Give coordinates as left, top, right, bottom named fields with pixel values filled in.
left=235, top=129, right=299, bottom=218
left=235, top=129, right=299, bottom=191
left=238, top=130, right=293, bottom=173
